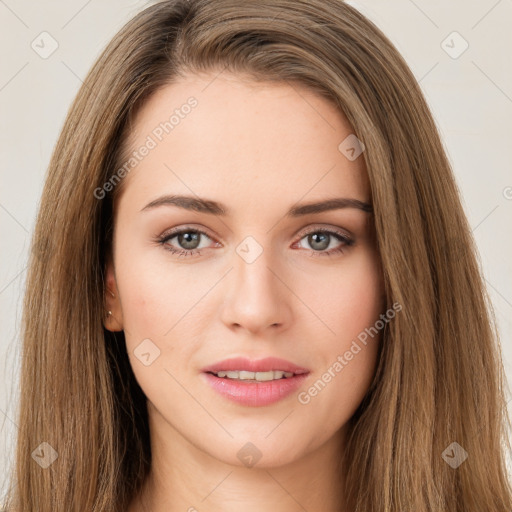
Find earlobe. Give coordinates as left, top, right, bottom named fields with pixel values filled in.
left=103, top=260, right=124, bottom=332
left=103, top=308, right=124, bottom=332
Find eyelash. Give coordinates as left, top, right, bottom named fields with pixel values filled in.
left=156, top=226, right=354, bottom=258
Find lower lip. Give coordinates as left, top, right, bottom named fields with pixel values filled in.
left=201, top=372, right=309, bottom=407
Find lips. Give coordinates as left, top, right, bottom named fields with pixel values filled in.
left=201, top=356, right=310, bottom=375
left=200, top=357, right=310, bottom=407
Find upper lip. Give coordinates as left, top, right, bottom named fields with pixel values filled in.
left=201, top=357, right=310, bottom=375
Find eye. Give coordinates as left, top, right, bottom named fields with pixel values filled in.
left=294, top=228, right=354, bottom=257
left=156, top=226, right=354, bottom=258
left=157, top=227, right=215, bottom=258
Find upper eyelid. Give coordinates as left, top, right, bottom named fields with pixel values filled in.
left=159, top=223, right=352, bottom=237
left=158, top=225, right=215, bottom=242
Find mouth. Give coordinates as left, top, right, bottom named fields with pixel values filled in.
left=201, top=357, right=310, bottom=406
left=206, top=369, right=303, bottom=382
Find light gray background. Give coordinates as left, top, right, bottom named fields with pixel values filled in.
left=1, top=0, right=511, bottom=498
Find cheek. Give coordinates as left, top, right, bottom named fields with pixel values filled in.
left=114, top=235, right=191, bottom=335
left=306, top=247, right=384, bottom=341
left=117, top=266, right=163, bottom=339
left=295, top=249, right=384, bottom=422
left=327, top=249, right=384, bottom=373
left=113, top=238, right=211, bottom=381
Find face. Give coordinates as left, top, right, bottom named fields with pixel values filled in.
left=104, top=71, right=385, bottom=468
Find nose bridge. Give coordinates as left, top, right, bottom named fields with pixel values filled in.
left=220, top=234, right=290, bottom=332
left=234, top=233, right=281, bottom=302
left=235, top=236, right=275, bottom=292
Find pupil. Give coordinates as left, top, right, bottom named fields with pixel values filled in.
left=179, top=232, right=199, bottom=249
left=310, top=232, right=329, bottom=250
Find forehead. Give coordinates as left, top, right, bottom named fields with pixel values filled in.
left=116, top=72, right=370, bottom=211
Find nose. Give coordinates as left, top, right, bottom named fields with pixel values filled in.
left=219, top=244, right=292, bottom=335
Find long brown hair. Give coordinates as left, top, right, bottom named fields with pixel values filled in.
left=3, top=0, right=511, bottom=510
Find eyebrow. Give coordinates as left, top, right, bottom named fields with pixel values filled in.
left=140, top=194, right=373, bottom=216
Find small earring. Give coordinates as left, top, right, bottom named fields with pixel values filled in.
left=107, top=310, right=112, bottom=317
left=108, top=290, right=115, bottom=298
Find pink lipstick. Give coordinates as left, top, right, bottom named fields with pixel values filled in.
left=201, top=357, right=310, bottom=407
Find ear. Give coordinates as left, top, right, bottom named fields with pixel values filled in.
left=103, top=258, right=124, bottom=332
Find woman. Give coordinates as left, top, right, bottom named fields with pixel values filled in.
left=3, top=0, right=511, bottom=510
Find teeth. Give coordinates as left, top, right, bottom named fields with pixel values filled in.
left=215, top=370, right=294, bottom=381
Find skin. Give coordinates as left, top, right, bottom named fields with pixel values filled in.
left=104, top=71, right=386, bottom=512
